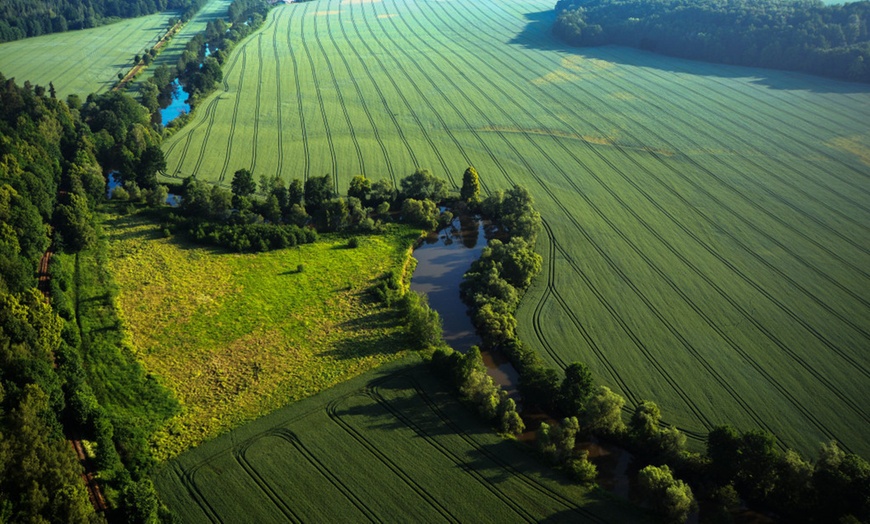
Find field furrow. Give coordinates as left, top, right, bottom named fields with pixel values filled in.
left=155, top=0, right=870, bottom=457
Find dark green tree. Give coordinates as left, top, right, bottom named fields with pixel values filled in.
left=400, top=169, right=448, bottom=202
left=559, top=361, right=594, bottom=417
left=304, top=175, right=333, bottom=213
left=348, top=175, right=372, bottom=204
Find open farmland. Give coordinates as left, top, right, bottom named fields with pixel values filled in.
left=0, top=11, right=178, bottom=99
left=160, top=0, right=870, bottom=459
left=155, top=359, right=648, bottom=523
left=104, top=210, right=420, bottom=460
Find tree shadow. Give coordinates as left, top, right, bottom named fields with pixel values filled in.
left=507, top=9, right=870, bottom=94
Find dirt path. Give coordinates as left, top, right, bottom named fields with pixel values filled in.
left=38, top=248, right=107, bottom=514
left=114, top=21, right=183, bottom=91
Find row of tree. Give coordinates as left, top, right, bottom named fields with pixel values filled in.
left=0, top=73, right=173, bottom=522
left=0, top=0, right=208, bottom=43
left=553, top=0, right=870, bottom=83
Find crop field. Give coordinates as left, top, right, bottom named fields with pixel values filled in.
left=160, top=0, right=870, bottom=458
left=0, top=12, right=177, bottom=99
left=155, top=359, right=648, bottom=523
left=130, top=0, right=234, bottom=90
left=104, top=210, right=420, bottom=459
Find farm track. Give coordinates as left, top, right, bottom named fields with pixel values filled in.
left=369, top=374, right=609, bottom=523
left=363, top=385, right=545, bottom=523
left=461, top=0, right=870, bottom=427
left=537, top=220, right=640, bottom=407
left=218, top=46, right=247, bottom=183
left=284, top=7, right=310, bottom=181
left=312, top=7, right=365, bottom=178
left=325, top=396, right=462, bottom=523
left=481, top=3, right=870, bottom=398
left=234, top=440, right=303, bottom=522
left=423, top=0, right=867, bottom=440
left=362, top=0, right=458, bottom=187
left=347, top=0, right=420, bottom=180
left=498, top=3, right=870, bottom=218
left=176, top=461, right=223, bottom=524
left=408, top=0, right=720, bottom=433
left=271, top=8, right=285, bottom=181
left=164, top=93, right=221, bottom=179
left=457, top=0, right=870, bottom=313
left=298, top=1, right=338, bottom=190
left=250, top=35, right=264, bottom=174
left=333, top=4, right=395, bottom=184
left=446, top=0, right=870, bottom=370
left=266, top=429, right=379, bottom=523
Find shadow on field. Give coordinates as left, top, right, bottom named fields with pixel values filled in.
left=509, top=9, right=870, bottom=94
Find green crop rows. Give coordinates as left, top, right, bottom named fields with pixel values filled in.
left=0, top=11, right=177, bottom=99
left=155, top=359, right=648, bottom=523
left=160, top=0, right=870, bottom=458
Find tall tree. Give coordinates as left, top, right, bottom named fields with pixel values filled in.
left=460, top=166, right=481, bottom=204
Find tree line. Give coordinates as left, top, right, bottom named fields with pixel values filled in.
left=0, top=73, right=179, bottom=522
left=552, top=0, right=870, bottom=83
left=0, top=0, right=208, bottom=43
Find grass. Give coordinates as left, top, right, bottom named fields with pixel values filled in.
left=71, top=228, right=179, bottom=437
left=103, top=209, right=420, bottom=460
left=0, top=11, right=178, bottom=99
left=154, top=358, right=650, bottom=523
left=160, top=0, right=870, bottom=458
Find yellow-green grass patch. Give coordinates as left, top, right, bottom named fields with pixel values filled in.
left=105, top=211, right=420, bottom=460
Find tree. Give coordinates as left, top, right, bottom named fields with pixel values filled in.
left=638, top=465, right=696, bottom=523
left=582, top=386, right=626, bottom=436
left=287, top=178, right=304, bottom=207
left=559, top=361, right=594, bottom=417
left=348, top=175, right=372, bottom=204
left=460, top=166, right=481, bottom=204
left=136, top=145, right=165, bottom=189
left=231, top=168, right=256, bottom=198
left=53, top=193, right=95, bottom=252
left=304, top=175, right=333, bottom=213
left=629, top=400, right=661, bottom=445
left=369, top=179, right=396, bottom=207
left=401, top=198, right=439, bottom=230
left=400, top=169, right=448, bottom=202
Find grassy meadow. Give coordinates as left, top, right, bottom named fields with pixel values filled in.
left=103, top=210, right=420, bottom=460
left=160, top=0, right=870, bottom=458
left=155, top=359, right=649, bottom=523
left=0, top=12, right=178, bottom=99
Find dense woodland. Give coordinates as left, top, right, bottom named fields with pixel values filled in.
left=0, top=0, right=208, bottom=42
left=553, top=0, right=870, bottom=83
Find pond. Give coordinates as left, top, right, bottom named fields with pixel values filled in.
left=159, top=79, right=190, bottom=126
left=409, top=214, right=520, bottom=399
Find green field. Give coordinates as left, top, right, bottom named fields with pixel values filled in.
left=104, top=210, right=420, bottom=460
left=154, top=358, right=648, bottom=523
left=0, top=12, right=178, bottom=99
left=160, top=0, right=870, bottom=458
left=130, top=0, right=234, bottom=90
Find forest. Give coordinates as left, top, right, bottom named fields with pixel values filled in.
left=552, top=0, right=870, bottom=82
left=0, top=0, right=208, bottom=42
